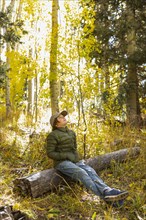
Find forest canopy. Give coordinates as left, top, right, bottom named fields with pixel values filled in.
left=0, top=0, right=145, bottom=128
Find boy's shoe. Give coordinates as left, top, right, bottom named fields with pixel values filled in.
left=104, top=189, right=129, bottom=202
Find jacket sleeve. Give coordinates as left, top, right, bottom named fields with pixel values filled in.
left=46, top=132, right=67, bottom=160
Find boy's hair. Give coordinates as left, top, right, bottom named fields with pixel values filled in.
left=52, top=117, right=59, bottom=130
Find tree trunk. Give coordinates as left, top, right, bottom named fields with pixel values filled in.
left=0, top=0, right=5, bottom=11
left=5, top=46, right=11, bottom=118
left=5, top=0, right=16, bottom=118
left=13, top=147, right=140, bottom=198
left=126, top=4, right=141, bottom=127
left=15, top=0, right=23, bottom=51
left=27, top=79, right=34, bottom=115
left=50, top=0, right=59, bottom=114
left=77, top=41, right=87, bottom=159
left=34, top=71, right=38, bottom=122
left=27, top=48, right=34, bottom=117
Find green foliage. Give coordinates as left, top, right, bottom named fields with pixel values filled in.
left=0, top=10, right=27, bottom=48
left=6, top=50, right=37, bottom=109
left=23, top=0, right=40, bottom=16
left=0, top=60, right=6, bottom=88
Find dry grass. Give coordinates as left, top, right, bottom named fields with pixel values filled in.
left=0, top=124, right=146, bottom=220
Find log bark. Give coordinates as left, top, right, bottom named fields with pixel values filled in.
left=85, top=146, right=140, bottom=171
left=13, top=147, right=140, bottom=198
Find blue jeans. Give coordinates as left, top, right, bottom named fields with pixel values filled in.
left=56, top=160, right=111, bottom=198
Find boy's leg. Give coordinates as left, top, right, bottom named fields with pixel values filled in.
left=56, top=160, right=103, bottom=197
left=56, top=160, right=129, bottom=202
left=76, top=161, right=111, bottom=196
left=76, top=161, right=129, bottom=201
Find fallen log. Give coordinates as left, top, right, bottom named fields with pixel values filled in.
left=13, top=146, right=140, bottom=198
left=85, top=146, right=141, bottom=171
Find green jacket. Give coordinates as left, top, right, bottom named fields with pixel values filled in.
left=46, top=127, right=79, bottom=167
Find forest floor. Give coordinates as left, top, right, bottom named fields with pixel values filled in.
left=0, top=123, right=146, bottom=220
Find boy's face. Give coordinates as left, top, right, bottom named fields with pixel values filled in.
left=56, top=114, right=67, bottom=127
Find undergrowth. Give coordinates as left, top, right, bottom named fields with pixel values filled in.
left=0, top=123, right=146, bottom=220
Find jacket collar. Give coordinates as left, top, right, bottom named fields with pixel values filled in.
left=56, top=126, right=68, bottom=132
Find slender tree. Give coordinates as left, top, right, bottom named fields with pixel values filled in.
left=50, top=0, right=59, bottom=114
left=126, top=2, right=142, bottom=126
left=5, top=0, right=15, bottom=117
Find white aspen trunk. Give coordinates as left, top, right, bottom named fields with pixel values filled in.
left=34, top=73, right=38, bottom=122
left=27, top=46, right=34, bottom=117
left=0, top=0, right=5, bottom=65
left=5, top=0, right=16, bottom=117
left=15, top=0, right=23, bottom=51
left=50, top=0, right=59, bottom=114
left=77, top=41, right=87, bottom=158
left=27, top=18, right=39, bottom=122
left=5, top=44, right=11, bottom=118
left=0, top=0, right=5, bottom=11
left=33, top=42, right=38, bottom=122
left=33, top=19, right=39, bottom=122
left=27, top=75, right=33, bottom=116
left=16, top=0, right=23, bottom=20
